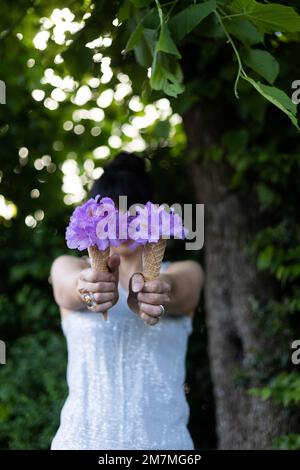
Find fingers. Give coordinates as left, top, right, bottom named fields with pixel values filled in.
left=142, top=279, right=171, bottom=294
left=78, top=280, right=116, bottom=294
left=92, top=292, right=115, bottom=304
left=88, top=300, right=115, bottom=313
left=80, top=290, right=119, bottom=313
left=140, top=312, right=159, bottom=326
left=127, top=274, right=172, bottom=326
left=138, top=302, right=162, bottom=318
left=129, top=273, right=145, bottom=294
left=137, top=292, right=170, bottom=305
left=77, top=266, right=119, bottom=313
left=80, top=268, right=115, bottom=283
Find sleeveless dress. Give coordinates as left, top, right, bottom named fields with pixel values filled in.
left=51, top=262, right=194, bottom=450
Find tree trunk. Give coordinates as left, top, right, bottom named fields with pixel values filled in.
left=183, top=106, right=293, bottom=449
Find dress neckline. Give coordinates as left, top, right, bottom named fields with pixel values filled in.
left=118, top=282, right=128, bottom=296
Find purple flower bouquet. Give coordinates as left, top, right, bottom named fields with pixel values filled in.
left=129, top=202, right=187, bottom=281
left=66, top=195, right=119, bottom=320
left=66, top=196, right=188, bottom=317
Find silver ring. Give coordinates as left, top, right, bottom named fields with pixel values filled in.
left=159, top=304, right=165, bottom=317
left=82, top=292, right=97, bottom=309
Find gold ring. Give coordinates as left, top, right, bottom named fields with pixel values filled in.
left=82, top=292, right=97, bottom=308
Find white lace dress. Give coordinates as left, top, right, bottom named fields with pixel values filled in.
left=51, top=262, right=194, bottom=450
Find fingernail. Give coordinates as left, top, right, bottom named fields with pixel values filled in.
left=132, top=280, right=143, bottom=292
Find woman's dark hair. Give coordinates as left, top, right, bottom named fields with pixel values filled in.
left=90, top=152, right=153, bottom=207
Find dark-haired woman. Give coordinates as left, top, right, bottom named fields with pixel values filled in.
left=50, top=153, right=204, bottom=450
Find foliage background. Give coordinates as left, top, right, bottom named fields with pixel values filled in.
left=0, top=0, right=299, bottom=449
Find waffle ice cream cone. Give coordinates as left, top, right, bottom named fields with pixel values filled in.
left=142, top=238, right=167, bottom=281
left=88, top=245, right=110, bottom=320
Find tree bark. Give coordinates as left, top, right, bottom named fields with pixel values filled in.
left=183, top=105, right=294, bottom=449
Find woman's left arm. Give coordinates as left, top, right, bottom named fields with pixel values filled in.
left=128, top=260, right=204, bottom=325
left=161, top=261, right=204, bottom=317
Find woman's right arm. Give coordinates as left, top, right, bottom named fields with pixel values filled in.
left=50, top=254, right=120, bottom=312
left=50, top=255, right=89, bottom=311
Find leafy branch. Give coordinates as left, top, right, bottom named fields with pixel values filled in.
left=214, top=9, right=247, bottom=98
left=123, top=0, right=299, bottom=128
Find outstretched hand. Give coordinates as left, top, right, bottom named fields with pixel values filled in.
left=127, top=273, right=171, bottom=325
left=77, top=254, right=120, bottom=312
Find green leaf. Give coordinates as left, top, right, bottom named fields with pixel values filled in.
left=169, top=0, right=217, bottom=42
left=125, top=22, right=144, bottom=53
left=142, top=8, right=159, bottom=29
left=117, top=0, right=132, bottom=22
left=243, top=76, right=299, bottom=129
left=230, top=0, right=300, bottom=33
left=242, top=48, right=279, bottom=84
left=157, top=22, right=181, bottom=58
left=150, top=52, right=185, bottom=97
left=225, top=19, right=263, bottom=46
left=133, top=28, right=156, bottom=67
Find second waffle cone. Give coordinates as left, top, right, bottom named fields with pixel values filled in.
left=142, top=239, right=167, bottom=281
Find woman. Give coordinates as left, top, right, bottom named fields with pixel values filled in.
left=50, top=153, right=204, bottom=450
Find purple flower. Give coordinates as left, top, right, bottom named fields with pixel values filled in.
left=165, top=208, right=188, bottom=240
left=127, top=202, right=188, bottom=244
left=127, top=204, right=152, bottom=245
left=65, top=195, right=116, bottom=251
left=95, top=198, right=119, bottom=247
